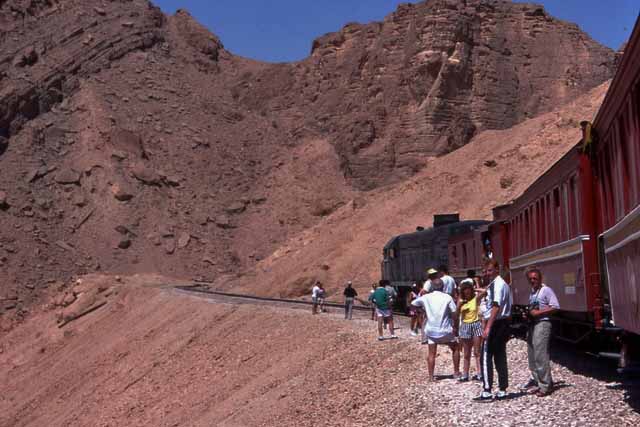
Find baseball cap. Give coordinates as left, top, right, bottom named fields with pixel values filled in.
left=426, top=268, right=438, bottom=275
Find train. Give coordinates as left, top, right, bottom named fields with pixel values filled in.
left=447, top=17, right=640, bottom=367
left=381, top=17, right=640, bottom=367
left=380, top=214, right=489, bottom=308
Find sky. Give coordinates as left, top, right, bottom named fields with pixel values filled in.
left=153, top=0, right=639, bottom=63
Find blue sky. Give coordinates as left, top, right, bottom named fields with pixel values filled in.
left=153, top=0, right=639, bottom=63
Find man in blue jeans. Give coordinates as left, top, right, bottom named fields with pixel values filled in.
left=343, top=281, right=358, bottom=320
left=475, top=259, right=512, bottom=401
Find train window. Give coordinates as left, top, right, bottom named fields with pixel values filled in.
left=600, top=148, right=614, bottom=230
left=553, top=188, right=561, bottom=243
left=535, top=200, right=541, bottom=247
left=621, top=117, right=632, bottom=214
left=611, top=123, right=626, bottom=219
left=632, top=91, right=640, bottom=207
left=540, top=197, right=548, bottom=246
left=545, top=193, right=551, bottom=245
left=512, top=219, right=517, bottom=257
left=530, top=206, right=535, bottom=251
left=562, top=183, right=570, bottom=241
left=524, top=209, right=530, bottom=253
left=472, top=239, right=477, bottom=267
left=532, top=203, right=538, bottom=250
left=627, top=96, right=640, bottom=207
left=520, top=212, right=525, bottom=254
left=515, top=215, right=521, bottom=256
left=389, top=248, right=395, bottom=259
left=568, top=176, right=578, bottom=236
left=620, top=99, right=637, bottom=213
left=462, top=243, right=467, bottom=267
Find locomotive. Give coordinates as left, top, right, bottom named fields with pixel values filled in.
left=380, top=214, right=489, bottom=309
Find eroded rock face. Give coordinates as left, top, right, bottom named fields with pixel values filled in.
left=0, top=0, right=165, bottom=140
left=172, top=9, right=224, bottom=64
left=236, top=0, right=616, bottom=188
left=0, top=0, right=619, bottom=320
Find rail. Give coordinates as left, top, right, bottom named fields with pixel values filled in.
left=174, top=285, right=410, bottom=317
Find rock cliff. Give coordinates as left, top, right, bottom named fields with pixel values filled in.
left=233, top=0, right=615, bottom=188
left=0, top=0, right=618, bottom=326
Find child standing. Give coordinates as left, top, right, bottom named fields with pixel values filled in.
left=408, top=284, right=420, bottom=336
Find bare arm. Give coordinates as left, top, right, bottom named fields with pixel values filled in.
left=483, top=305, right=499, bottom=338
left=530, top=307, right=558, bottom=318
left=474, top=289, right=487, bottom=303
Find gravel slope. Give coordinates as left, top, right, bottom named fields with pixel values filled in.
left=0, top=275, right=638, bottom=426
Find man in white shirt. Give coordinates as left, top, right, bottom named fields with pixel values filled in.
left=311, top=281, right=321, bottom=315
left=422, top=268, right=440, bottom=293
left=439, top=264, right=457, bottom=298
left=475, top=260, right=513, bottom=401
left=412, top=278, right=461, bottom=381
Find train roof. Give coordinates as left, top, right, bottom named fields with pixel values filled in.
left=383, top=220, right=490, bottom=250
left=593, top=14, right=640, bottom=140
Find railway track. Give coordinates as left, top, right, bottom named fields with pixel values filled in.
left=173, top=285, right=409, bottom=317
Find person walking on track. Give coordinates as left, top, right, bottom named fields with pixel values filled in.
left=369, top=280, right=397, bottom=341
left=343, top=281, right=358, bottom=320
left=311, top=281, right=321, bottom=315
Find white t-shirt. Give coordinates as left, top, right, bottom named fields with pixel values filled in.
left=411, top=291, right=457, bottom=338
left=422, top=279, right=432, bottom=293
left=483, top=275, right=512, bottom=320
left=312, top=285, right=321, bottom=299
left=441, top=274, right=456, bottom=296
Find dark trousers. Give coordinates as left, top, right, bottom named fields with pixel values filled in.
left=481, top=318, right=510, bottom=392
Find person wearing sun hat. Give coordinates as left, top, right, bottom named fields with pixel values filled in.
left=422, top=267, right=439, bottom=294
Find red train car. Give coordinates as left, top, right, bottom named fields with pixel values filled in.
left=448, top=225, right=488, bottom=279
left=591, top=18, right=640, bottom=339
left=448, top=18, right=640, bottom=360
left=497, top=145, right=602, bottom=339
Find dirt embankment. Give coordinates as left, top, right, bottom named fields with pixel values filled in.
left=220, top=82, right=610, bottom=301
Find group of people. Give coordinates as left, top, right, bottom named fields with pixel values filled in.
left=363, top=260, right=561, bottom=401
left=310, top=259, right=561, bottom=401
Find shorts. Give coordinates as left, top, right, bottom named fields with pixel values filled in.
left=459, top=321, right=483, bottom=339
left=425, top=333, right=457, bottom=345
left=376, top=308, right=392, bottom=318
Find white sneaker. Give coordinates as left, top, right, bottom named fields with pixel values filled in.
left=473, top=391, right=493, bottom=401
left=495, top=390, right=508, bottom=400
left=390, top=335, right=398, bottom=339
left=410, top=331, right=418, bottom=336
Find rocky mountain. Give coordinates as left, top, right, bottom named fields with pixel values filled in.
left=0, top=0, right=616, bottom=327
left=233, top=0, right=616, bottom=188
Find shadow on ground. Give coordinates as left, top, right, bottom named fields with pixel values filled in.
left=550, top=340, right=640, bottom=415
